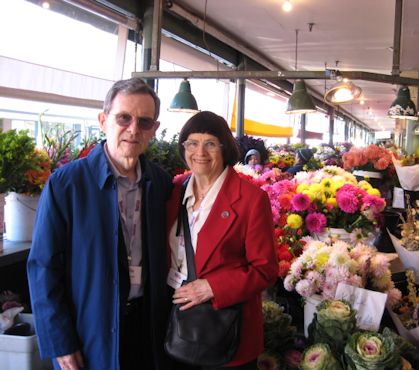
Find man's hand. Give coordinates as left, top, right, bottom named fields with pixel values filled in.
left=56, top=350, right=85, bottom=370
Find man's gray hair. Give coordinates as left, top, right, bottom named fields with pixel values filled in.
left=103, top=77, right=160, bottom=119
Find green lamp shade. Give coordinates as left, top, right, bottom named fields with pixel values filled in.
left=285, top=80, right=316, bottom=114
left=388, top=86, right=418, bottom=120
left=168, top=79, right=199, bottom=113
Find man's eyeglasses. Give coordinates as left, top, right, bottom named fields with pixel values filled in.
left=109, top=113, right=156, bottom=130
left=182, top=140, right=223, bottom=153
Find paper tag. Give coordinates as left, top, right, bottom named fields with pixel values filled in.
left=392, top=187, right=405, bottom=209
left=167, top=267, right=187, bottom=289
left=129, top=266, right=142, bottom=285
left=335, top=283, right=387, bottom=331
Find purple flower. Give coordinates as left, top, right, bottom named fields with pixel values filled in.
left=305, top=212, right=327, bottom=233
left=336, top=190, right=360, bottom=213
left=291, top=193, right=311, bottom=211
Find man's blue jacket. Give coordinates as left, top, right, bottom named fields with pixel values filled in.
left=27, top=141, right=173, bottom=370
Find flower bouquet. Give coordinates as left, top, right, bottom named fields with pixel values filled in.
left=389, top=198, right=419, bottom=282
left=392, top=155, right=419, bottom=192
left=283, top=239, right=401, bottom=304
left=291, top=167, right=385, bottom=241
left=388, top=270, right=419, bottom=347
left=342, top=144, right=393, bottom=176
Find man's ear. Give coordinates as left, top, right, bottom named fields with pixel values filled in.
left=152, top=121, right=160, bottom=136
left=98, top=112, right=107, bottom=132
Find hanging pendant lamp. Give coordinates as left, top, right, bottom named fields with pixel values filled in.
left=388, top=86, right=418, bottom=120
left=324, top=76, right=362, bottom=104
left=168, top=79, right=199, bottom=113
left=286, top=30, right=316, bottom=114
left=285, top=80, right=316, bottom=114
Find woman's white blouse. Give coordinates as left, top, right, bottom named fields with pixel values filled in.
left=169, top=167, right=229, bottom=278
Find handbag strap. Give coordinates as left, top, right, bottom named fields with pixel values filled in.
left=181, top=201, right=197, bottom=281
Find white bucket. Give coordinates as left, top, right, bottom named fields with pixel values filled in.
left=4, top=192, right=39, bottom=242
left=303, top=294, right=322, bottom=337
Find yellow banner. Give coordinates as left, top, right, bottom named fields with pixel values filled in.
left=230, top=99, right=293, bottom=138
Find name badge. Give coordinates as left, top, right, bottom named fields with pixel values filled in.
left=167, top=267, right=187, bottom=289
left=129, top=266, right=142, bottom=285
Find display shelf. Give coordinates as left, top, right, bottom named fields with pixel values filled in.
left=0, top=239, right=31, bottom=268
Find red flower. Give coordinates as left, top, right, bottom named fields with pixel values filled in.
left=277, top=243, right=293, bottom=261
left=278, top=260, right=291, bottom=277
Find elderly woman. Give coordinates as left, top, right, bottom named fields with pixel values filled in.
left=166, top=111, right=278, bottom=370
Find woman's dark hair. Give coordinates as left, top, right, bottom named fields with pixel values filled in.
left=103, top=77, right=160, bottom=120
left=178, top=111, right=240, bottom=167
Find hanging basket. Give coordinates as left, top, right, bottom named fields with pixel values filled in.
left=4, top=192, right=39, bottom=243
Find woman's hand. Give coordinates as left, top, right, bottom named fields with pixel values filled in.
left=172, top=279, right=214, bottom=311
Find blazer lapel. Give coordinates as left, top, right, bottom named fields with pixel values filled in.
left=195, top=168, right=241, bottom=274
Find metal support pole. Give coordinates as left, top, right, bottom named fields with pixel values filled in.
left=344, top=119, right=349, bottom=142
left=329, top=108, right=334, bottom=146
left=392, top=0, right=403, bottom=76
left=300, top=114, right=306, bottom=144
left=236, top=80, right=246, bottom=138
left=236, top=60, right=246, bottom=138
left=141, top=0, right=163, bottom=89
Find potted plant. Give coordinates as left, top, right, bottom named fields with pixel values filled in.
left=0, top=129, right=51, bottom=242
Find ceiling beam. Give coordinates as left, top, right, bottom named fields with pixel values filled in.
left=132, top=70, right=419, bottom=86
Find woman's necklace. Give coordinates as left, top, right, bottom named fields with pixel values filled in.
left=198, top=189, right=209, bottom=200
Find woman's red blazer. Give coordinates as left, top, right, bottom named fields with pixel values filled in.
left=167, top=167, right=278, bottom=366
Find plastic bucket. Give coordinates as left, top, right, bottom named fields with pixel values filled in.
left=4, top=192, right=39, bottom=242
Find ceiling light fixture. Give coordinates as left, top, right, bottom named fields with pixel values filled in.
left=324, top=72, right=362, bottom=104
left=168, top=79, right=199, bottom=113
left=285, top=30, right=316, bottom=114
left=388, top=86, right=418, bottom=120
left=282, top=0, right=293, bottom=12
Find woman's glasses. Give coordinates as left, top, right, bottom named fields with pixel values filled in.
left=109, top=113, right=156, bottom=130
left=182, top=140, right=223, bottom=153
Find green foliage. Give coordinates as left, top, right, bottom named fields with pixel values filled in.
left=144, top=129, right=187, bottom=176
left=0, top=129, right=37, bottom=193
left=262, top=301, right=297, bottom=361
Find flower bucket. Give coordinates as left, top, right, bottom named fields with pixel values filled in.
left=388, top=231, right=419, bottom=283
left=303, top=294, right=322, bottom=337
left=4, top=192, right=39, bottom=243
left=312, top=228, right=352, bottom=243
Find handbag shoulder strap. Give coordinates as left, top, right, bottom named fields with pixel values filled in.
left=176, top=177, right=197, bottom=281
left=181, top=201, right=197, bottom=281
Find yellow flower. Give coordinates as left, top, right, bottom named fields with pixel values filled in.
left=315, top=252, right=329, bottom=269
left=326, top=197, right=337, bottom=207
left=297, top=184, right=309, bottom=193
left=287, top=214, right=303, bottom=229
left=367, top=188, right=381, bottom=196
left=358, top=180, right=372, bottom=191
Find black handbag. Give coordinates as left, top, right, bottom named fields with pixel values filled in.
left=164, top=197, right=241, bottom=366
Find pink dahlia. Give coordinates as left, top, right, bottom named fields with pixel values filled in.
left=305, top=212, right=327, bottom=233
left=291, top=193, right=311, bottom=211
left=362, top=195, right=385, bottom=212
left=336, top=190, right=360, bottom=213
